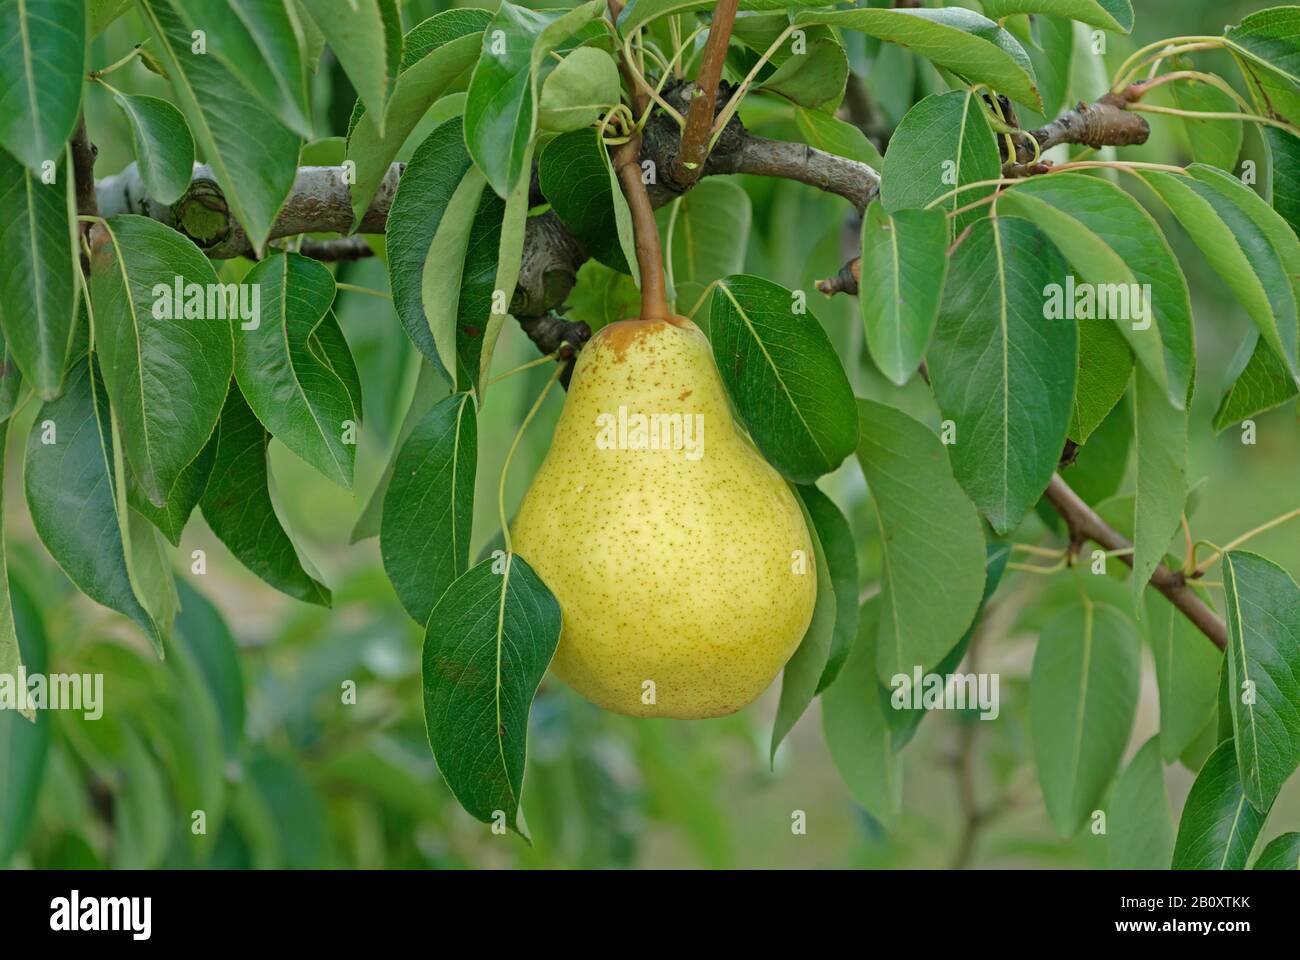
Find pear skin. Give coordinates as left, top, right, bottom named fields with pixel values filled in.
left=511, top=316, right=817, bottom=719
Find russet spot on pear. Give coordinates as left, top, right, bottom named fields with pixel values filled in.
left=511, top=316, right=817, bottom=719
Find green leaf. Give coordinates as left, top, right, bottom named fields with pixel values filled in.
left=1213, top=334, right=1298, bottom=432
left=821, top=596, right=902, bottom=828
left=345, top=9, right=491, bottom=225
left=351, top=359, right=447, bottom=543
left=1030, top=601, right=1139, bottom=837
left=0, top=581, right=49, bottom=864
left=998, top=172, right=1195, bottom=409
left=770, top=490, right=836, bottom=762
left=1172, top=80, right=1243, bottom=173
left=661, top=180, right=751, bottom=314
left=539, top=46, right=621, bottom=132
left=1025, top=15, right=1073, bottom=119
left=1069, top=321, right=1132, bottom=444
left=930, top=215, right=1076, bottom=534
left=477, top=148, right=533, bottom=392
left=859, top=202, right=948, bottom=385
left=381, top=392, right=477, bottom=626
left=420, top=163, right=490, bottom=389
left=1132, top=365, right=1187, bottom=610
left=109, top=92, right=195, bottom=206
left=1254, top=832, right=1300, bottom=869
left=386, top=118, right=499, bottom=387
left=1222, top=550, right=1300, bottom=812
left=800, top=484, right=858, bottom=694
left=199, top=385, right=331, bottom=606
left=1108, top=736, right=1174, bottom=869
left=235, top=252, right=358, bottom=488
left=1146, top=589, right=1221, bottom=763
left=0, top=325, right=23, bottom=422
left=127, top=430, right=216, bottom=546
left=90, top=215, right=233, bottom=507
left=793, top=105, right=884, bottom=168
left=881, top=90, right=1000, bottom=228
left=0, top=423, right=29, bottom=721
left=856, top=398, right=986, bottom=683
left=0, top=147, right=77, bottom=400
left=758, top=35, right=848, bottom=110
left=463, top=0, right=605, bottom=197
left=539, top=128, right=629, bottom=273
left=978, top=0, right=1133, bottom=33
left=91, top=0, right=132, bottom=36
left=1263, top=126, right=1300, bottom=237
left=1173, top=739, right=1269, bottom=869
left=1138, top=165, right=1300, bottom=388
left=1225, top=7, right=1300, bottom=90
left=422, top=553, right=561, bottom=834
left=0, top=0, right=85, bottom=171
left=174, top=579, right=245, bottom=760
left=565, top=260, right=641, bottom=333
left=888, top=542, right=1011, bottom=749
left=794, top=7, right=1041, bottom=111
left=169, top=0, right=313, bottom=137
left=24, top=360, right=165, bottom=649
left=709, top=275, right=858, bottom=483
left=300, top=0, right=399, bottom=135
left=141, top=0, right=301, bottom=254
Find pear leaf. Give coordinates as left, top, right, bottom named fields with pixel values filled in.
left=929, top=215, right=1076, bottom=534
left=821, top=597, right=903, bottom=828
left=856, top=399, right=986, bottom=684
left=1030, top=602, right=1139, bottom=837
left=24, top=361, right=166, bottom=651
left=1173, top=739, right=1270, bottom=869
left=710, top=275, right=857, bottom=483
left=422, top=553, right=560, bottom=836
left=0, top=0, right=85, bottom=172
left=200, top=386, right=331, bottom=606
left=0, top=148, right=78, bottom=400
left=345, top=9, right=491, bottom=224
left=770, top=490, right=836, bottom=763
left=234, top=252, right=358, bottom=488
left=1254, top=832, right=1300, bottom=869
left=90, top=215, right=233, bottom=508
left=382, top=393, right=477, bottom=626
left=1108, top=736, right=1175, bottom=869
left=1222, top=551, right=1300, bottom=812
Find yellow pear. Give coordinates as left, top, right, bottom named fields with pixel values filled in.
left=511, top=316, right=817, bottom=719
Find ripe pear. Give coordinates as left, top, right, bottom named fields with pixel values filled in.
left=511, top=316, right=817, bottom=719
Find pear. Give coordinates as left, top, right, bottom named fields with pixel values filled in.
left=511, top=316, right=817, bottom=719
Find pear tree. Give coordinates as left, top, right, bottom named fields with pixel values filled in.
left=0, top=0, right=1299, bottom=869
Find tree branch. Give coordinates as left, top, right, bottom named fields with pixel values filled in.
left=672, top=0, right=739, bottom=189
left=1044, top=474, right=1227, bottom=650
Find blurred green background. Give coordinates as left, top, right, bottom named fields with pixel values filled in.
left=2, top=0, right=1298, bottom=869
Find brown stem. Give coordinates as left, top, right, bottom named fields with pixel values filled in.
left=1044, top=474, right=1227, bottom=650
left=70, top=116, right=99, bottom=271
left=672, top=0, right=739, bottom=189
left=614, top=132, right=671, bottom=322
left=609, top=0, right=672, bottom=322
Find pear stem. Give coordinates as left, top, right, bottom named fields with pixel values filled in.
left=608, top=0, right=673, bottom=323
left=498, top=365, right=566, bottom=555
